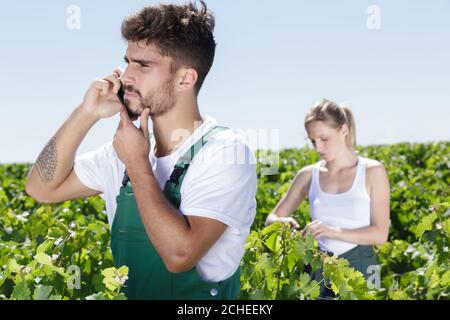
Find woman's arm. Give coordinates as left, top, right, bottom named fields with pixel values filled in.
left=304, top=161, right=390, bottom=245
left=265, top=166, right=313, bottom=228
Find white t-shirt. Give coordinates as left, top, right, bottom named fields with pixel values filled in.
left=73, top=116, right=257, bottom=282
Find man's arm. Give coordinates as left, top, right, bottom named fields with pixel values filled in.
left=113, top=109, right=254, bottom=273
left=127, top=159, right=227, bottom=273
left=25, top=106, right=99, bottom=203
left=26, top=70, right=125, bottom=203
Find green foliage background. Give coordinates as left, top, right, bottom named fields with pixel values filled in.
left=0, top=142, right=449, bottom=299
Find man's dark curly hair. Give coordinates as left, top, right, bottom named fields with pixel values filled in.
left=121, top=1, right=216, bottom=93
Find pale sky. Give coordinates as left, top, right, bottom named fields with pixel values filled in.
left=1, top=0, right=449, bottom=164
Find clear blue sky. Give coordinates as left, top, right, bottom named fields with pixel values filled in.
left=1, top=0, right=449, bottom=164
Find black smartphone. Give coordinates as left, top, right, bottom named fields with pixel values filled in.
left=117, top=84, right=134, bottom=118
left=117, top=85, right=126, bottom=105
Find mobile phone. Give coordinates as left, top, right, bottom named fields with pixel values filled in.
left=117, top=84, right=134, bottom=118
left=117, top=85, right=126, bottom=105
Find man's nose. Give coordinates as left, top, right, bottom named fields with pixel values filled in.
left=120, top=67, right=133, bottom=86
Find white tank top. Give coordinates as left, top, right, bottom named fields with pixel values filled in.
left=308, top=156, right=371, bottom=256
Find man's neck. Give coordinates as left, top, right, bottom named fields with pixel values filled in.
left=151, top=103, right=203, bottom=158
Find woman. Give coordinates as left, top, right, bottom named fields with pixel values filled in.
left=265, top=99, right=390, bottom=298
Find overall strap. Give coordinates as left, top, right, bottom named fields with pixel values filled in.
left=121, top=126, right=228, bottom=188
left=163, top=126, right=229, bottom=208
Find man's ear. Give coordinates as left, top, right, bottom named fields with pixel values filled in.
left=177, top=68, right=198, bottom=91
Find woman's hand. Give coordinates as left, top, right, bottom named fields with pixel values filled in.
left=277, top=217, right=300, bottom=229
left=265, top=213, right=300, bottom=229
left=301, top=220, right=340, bottom=240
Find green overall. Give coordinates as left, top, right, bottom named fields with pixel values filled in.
left=110, top=126, right=241, bottom=300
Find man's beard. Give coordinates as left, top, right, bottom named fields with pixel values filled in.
left=124, top=78, right=176, bottom=118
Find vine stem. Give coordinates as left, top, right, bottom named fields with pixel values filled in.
left=304, top=278, right=324, bottom=298
left=275, top=228, right=288, bottom=299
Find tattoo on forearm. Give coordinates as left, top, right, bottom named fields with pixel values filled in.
left=36, top=136, right=58, bottom=184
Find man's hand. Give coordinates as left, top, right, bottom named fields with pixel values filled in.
left=113, top=105, right=151, bottom=168
left=81, top=69, right=124, bottom=120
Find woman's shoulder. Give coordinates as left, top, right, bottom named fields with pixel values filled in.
left=360, top=157, right=385, bottom=169
left=294, top=165, right=315, bottom=185
left=289, top=165, right=315, bottom=196
left=295, top=160, right=325, bottom=182
left=360, top=157, right=388, bottom=180
left=298, top=164, right=315, bottom=175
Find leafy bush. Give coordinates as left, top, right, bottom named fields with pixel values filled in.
left=0, top=141, right=448, bottom=299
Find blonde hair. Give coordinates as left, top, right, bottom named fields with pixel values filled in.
left=304, top=98, right=356, bottom=151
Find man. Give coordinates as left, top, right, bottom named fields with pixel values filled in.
left=25, top=1, right=257, bottom=300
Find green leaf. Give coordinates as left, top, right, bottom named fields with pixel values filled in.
left=389, top=290, right=411, bottom=300
left=304, top=279, right=321, bottom=300
left=7, top=259, right=21, bottom=273
left=33, top=285, right=53, bottom=300
left=36, top=240, right=53, bottom=254
left=411, top=212, right=437, bottom=238
left=305, top=233, right=314, bottom=249
left=442, top=218, right=450, bottom=235
left=293, top=238, right=306, bottom=261
left=112, top=293, right=128, bottom=300
left=85, top=293, right=107, bottom=300
left=254, top=253, right=272, bottom=276
left=34, top=252, right=53, bottom=267
left=11, top=281, right=31, bottom=300
left=310, top=254, right=323, bottom=273
left=287, top=250, right=297, bottom=272
left=101, top=267, right=129, bottom=292
left=298, top=272, right=311, bottom=289
left=117, top=266, right=129, bottom=277
left=261, top=223, right=283, bottom=236
left=439, top=270, right=450, bottom=287
left=265, top=233, right=279, bottom=252
left=47, top=227, right=65, bottom=239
